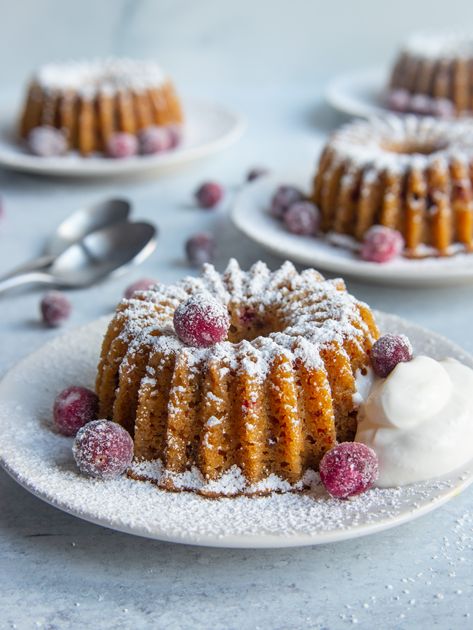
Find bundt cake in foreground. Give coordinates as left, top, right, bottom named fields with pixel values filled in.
left=19, top=59, right=183, bottom=155
left=311, top=115, right=473, bottom=257
left=389, top=33, right=473, bottom=116
left=96, top=260, right=379, bottom=496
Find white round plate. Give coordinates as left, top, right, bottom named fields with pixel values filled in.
left=0, top=314, right=472, bottom=548
left=325, top=67, right=391, bottom=119
left=0, top=99, right=246, bottom=177
left=231, top=176, right=473, bottom=286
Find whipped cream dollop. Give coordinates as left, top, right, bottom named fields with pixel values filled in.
left=355, top=356, right=473, bottom=487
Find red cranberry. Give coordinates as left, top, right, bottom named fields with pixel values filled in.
left=106, top=132, right=138, bottom=159
left=28, top=126, right=68, bottom=157
left=40, top=291, right=71, bottom=327
left=283, top=201, right=321, bottom=235
left=173, top=294, right=229, bottom=347
left=185, top=233, right=215, bottom=267
left=247, top=167, right=270, bottom=182
left=409, top=94, right=433, bottom=116
left=166, top=125, right=182, bottom=149
left=72, top=420, right=133, bottom=480
left=319, top=442, right=379, bottom=499
left=53, top=386, right=99, bottom=437
left=432, top=98, right=455, bottom=118
left=360, top=225, right=404, bottom=263
left=124, top=278, right=156, bottom=299
left=139, top=126, right=172, bottom=155
left=385, top=89, right=410, bottom=113
left=195, top=182, right=223, bottom=209
left=370, top=333, right=413, bottom=378
left=269, top=185, right=305, bottom=219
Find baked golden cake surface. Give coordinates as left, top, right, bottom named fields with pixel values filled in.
left=389, top=33, right=473, bottom=115
left=96, top=260, right=379, bottom=496
left=311, top=115, right=473, bottom=257
left=19, top=59, right=183, bottom=155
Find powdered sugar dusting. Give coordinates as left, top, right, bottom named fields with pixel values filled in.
left=328, top=115, right=473, bottom=175
left=34, top=58, right=167, bottom=98
left=0, top=312, right=472, bottom=546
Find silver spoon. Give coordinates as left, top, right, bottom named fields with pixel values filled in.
left=0, top=221, right=157, bottom=294
left=6, top=198, right=132, bottom=277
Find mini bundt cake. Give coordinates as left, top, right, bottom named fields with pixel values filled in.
left=96, top=259, right=379, bottom=496
left=19, top=59, right=183, bottom=155
left=311, top=115, right=473, bottom=257
left=388, top=33, right=473, bottom=116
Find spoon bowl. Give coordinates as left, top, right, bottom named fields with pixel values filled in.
left=0, top=221, right=157, bottom=294
left=45, top=198, right=131, bottom=257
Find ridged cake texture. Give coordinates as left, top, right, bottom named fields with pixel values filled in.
left=96, top=260, right=378, bottom=496
left=19, top=59, right=183, bottom=155
left=312, top=115, right=473, bottom=257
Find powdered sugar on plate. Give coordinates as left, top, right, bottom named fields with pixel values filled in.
left=0, top=312, right=472, bottom=548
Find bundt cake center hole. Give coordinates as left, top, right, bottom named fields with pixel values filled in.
left=382, top=139, right=448, bottom=156
left=227, top=304, right=284, bottom=343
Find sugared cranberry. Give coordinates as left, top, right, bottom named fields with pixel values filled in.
left=28, top=126, right=68, bottom=157
left=124, top=278, right=156, bottom=299
left=173, top=294, right=229, bottom=347
left=269, top=185, right=305, bottom=219
left=139, top=126, right=173, bottom=155
left=185, top=233, right=215, bottom=267
left=409, top=94, right=432, bottom=116
left=195, top=182, right=223, bottom=209
left=370, top=333, right=413, bottom=378
left=386, top=89, right=410, bottom=113
left=360, top=225, right=404, bottom=263
left=431, top=98, right=455, bottom=119
left=106, top=132, right=138, bottom=159
left=247, top=167, right=270, bottom=182
left=166, top=125, right=182, bottom=149
left=319, top=442, right=379, bottom=499
left=283, top=201, right=321, bottom=235
left=40, top=291, right=71, bottom=327
left=72, top=420, right=133, bottom=480
left=53, top=386, right=99, bottom=437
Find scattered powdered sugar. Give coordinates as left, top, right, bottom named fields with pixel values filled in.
left=115, top=258, right=375, bottom=385
left=0, top=310, right=472, bottom=545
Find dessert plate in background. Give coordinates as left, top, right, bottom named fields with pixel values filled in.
left=0, top=99, right=246, bottom=177
left=325, top=67, right=389, bottom=119
left=0, top=313, right=472, bottom=548
left=231, top=176, right=473, bottom=286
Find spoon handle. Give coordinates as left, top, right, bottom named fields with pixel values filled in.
left=0, top=271, right=54, bottom=295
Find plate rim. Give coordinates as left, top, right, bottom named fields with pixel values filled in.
left=0, top=313, right=473, bottom=548
left=231, top=175, right=473, bottom=286
left=325, top=66, right=392, bottom=119
left=0, top=97, right=246, bottom=177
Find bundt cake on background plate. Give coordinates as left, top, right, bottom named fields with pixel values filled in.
left=388, top=33, right=473, bottom=117
left=96, top=259, right=378, bottom=497
left=19, top=58, right=183, bottom=156
left=312, top=115, right=473, bottom=258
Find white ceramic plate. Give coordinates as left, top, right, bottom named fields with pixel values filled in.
left=0, top=313, right=472, bottom=548
left=0, top=99, right=246, bottom=177
left=231, top=175, right=473, bottom=286
left=325, top=67, right=391, bottom=119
